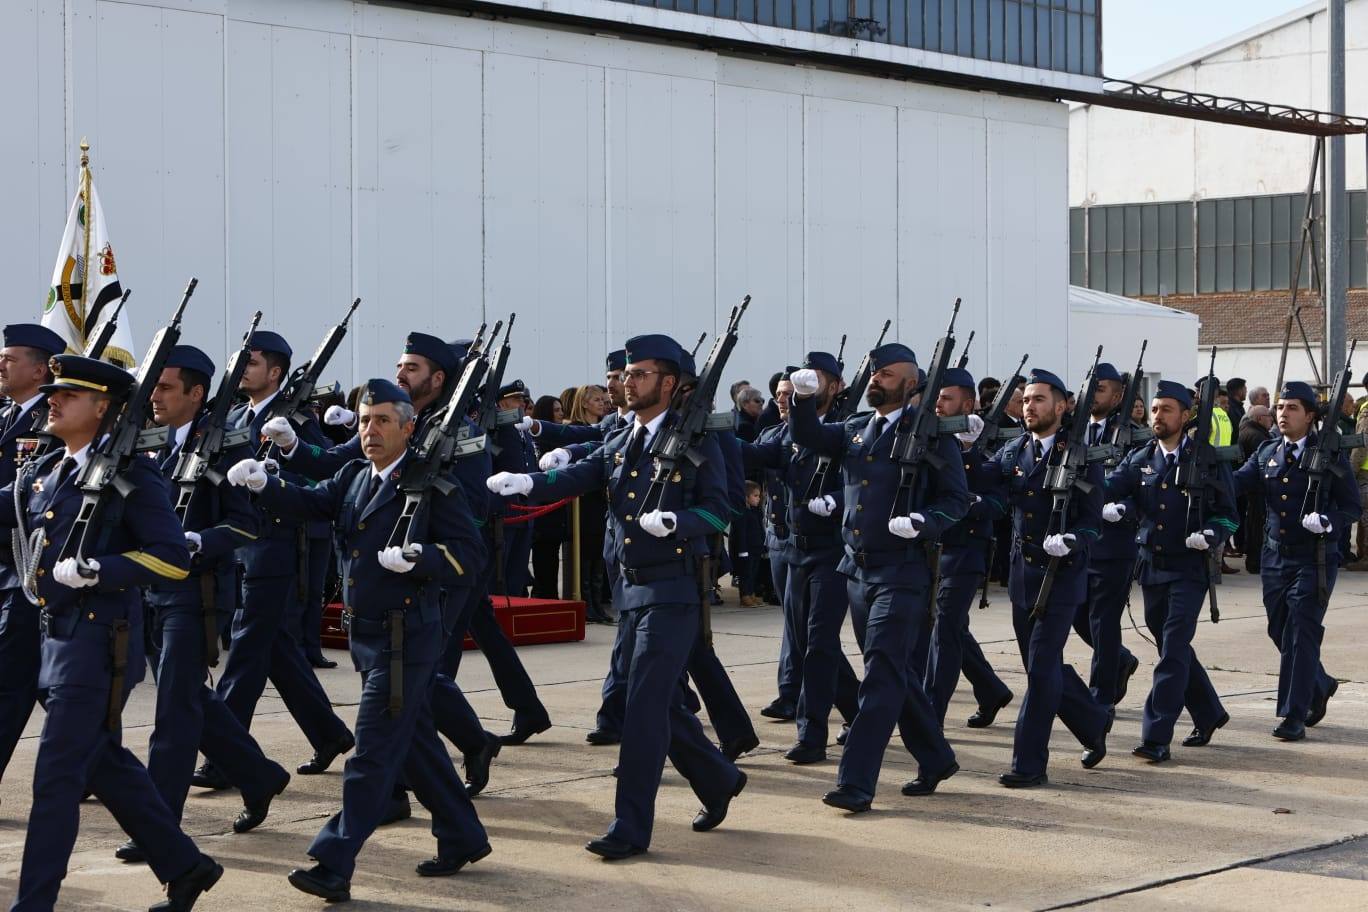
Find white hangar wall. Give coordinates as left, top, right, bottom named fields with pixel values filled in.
left=1, top=0, right=1074, bottom=394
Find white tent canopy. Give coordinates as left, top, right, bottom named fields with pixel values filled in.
left=1067, top=285, right=1200, bottom=397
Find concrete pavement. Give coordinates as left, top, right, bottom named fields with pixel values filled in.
left=0, top=570, right=1365, bottom=911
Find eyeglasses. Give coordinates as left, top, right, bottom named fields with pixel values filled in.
left=623, top=369, right=661, bottom=383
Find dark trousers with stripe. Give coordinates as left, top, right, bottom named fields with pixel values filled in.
left=1138, top=578, right=1225, bottom=745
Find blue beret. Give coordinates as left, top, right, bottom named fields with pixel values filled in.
left=404, top=331, right=458, bottom=375
left=359, top=378, right=411, bottom=407
left=869, top=343, right=916, bottom=370
left=1026, top=368, right=1069, bottom=395
left=448, top=339, right=472, bottom=364
left=679, top=350, right=698, bottom=379
left=41, top=354, right=133, bottom=397
left=3, top=324, right=67, bottom=356
left=249, top=330, right=292, bottom=359
left=499, top=379, right=529, bottom=399
left=1279, top=381, right=1318, bottom=408
left=606, top=349, right=627, bottom=372
left=1154, top=380, right=1192, bottom=410
left=781, top=364, right=800, bottom=380
left=625, top=334, right=683, bottom=369
left=1094, top=362, right=1123, bottom=383
left=943, top=367, right=975, bottom=390
left=916, top=368, right=927, bottom=385
left=165, top=345, right=216, bottom=379
left=802, top=351, right=842, bottom=378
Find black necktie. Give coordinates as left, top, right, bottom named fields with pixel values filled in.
left=1286, top=444, right=1299, bottom=469
left=625, top=426, right=645, bottom=466
left=1032, top=439, right=1044, bottom=464
left=56, top=456, right=77, bottom=487
left=872, top=416, right=887, bottom=441
left=1090, top=423, right=1103, bottom=446
left=241, top=407, right=256, bottom=431
left=364, top=472, right=383, bottom=507
left=1165, top=452, right=1177, bottom=476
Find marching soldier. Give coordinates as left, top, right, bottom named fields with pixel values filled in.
left=1233, top=381, right=1361, bottom=740
left=0, top=324, right=65, bottom=798
left=230, top=379, right=491, bottom=901
left=788, top=344, right=963, bottom=811
left=1102, top=381, right=1236, bottom=760
left=741, top=353, right=861, bottom=763
left=487, top=333, right=745, bottom=859
left=992, top=369, right=1113, bottom=787
left=115, top=346, right=291, bottom=863
left=1075, top=363, right=1142, bottom=706
left=755, top=375, right=799, bottom=723
left=1, top=355, right=221, bottom=911
left=917, top=367, right=1014, bottom=726
left=202, top=331, right=354, bottom=788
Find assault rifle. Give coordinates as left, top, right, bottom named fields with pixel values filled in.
left=1301, top=339, right=1361, bottom=607
left=254, top=297, right=360, bottom=458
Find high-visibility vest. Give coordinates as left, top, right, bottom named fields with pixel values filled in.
left=1210, top=407, right=1233, bottom=447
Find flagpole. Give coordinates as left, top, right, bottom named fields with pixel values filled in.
left=77, top=138, right=93, bottom=348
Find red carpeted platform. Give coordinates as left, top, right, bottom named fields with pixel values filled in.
left=322, top=597, right=586, bottom=651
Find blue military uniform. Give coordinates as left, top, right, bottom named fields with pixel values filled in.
left=742, top=352, right=861, bottom=754
left=914, top=368, right=1012, bottom=725
left=755, top=419, right=799, bottom=712
left=255, top=380, right=489, bottom=888
left=493, top=379, right=536, bottom=596
left=1233, top=381, right=1362, bottom=735
left=1, top=355, right=216, bottom=911
left=143, top=346, right=290, bottom=827
left=1074, top=363, right=1141, bottom=706
left=1104, top=381, right=1236, bottom=754
left=506, top=334, right=742, bottom=853
left=788, top=344, right=963, bottom=806
left=0, top=323, right=64, bottom=788
left=993, top=369, right=1112, bottom=783
left=214, top=331, right=354, bottom=769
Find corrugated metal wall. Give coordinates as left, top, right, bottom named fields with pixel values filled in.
left=1, top=0, right=1072, bottom=396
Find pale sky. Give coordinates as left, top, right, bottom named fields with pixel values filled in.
left=1104, top=0, right=1314, bottom=79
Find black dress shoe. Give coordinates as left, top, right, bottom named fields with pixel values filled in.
left=693, top=770, right=747, bottom=832
left=190, top=763, right=230, bottom=791
left=463, top=738, right=502, bottom=797
left=115, top=839, right=146, bottom=863
left=900, top=761, right=959, bottom=797
left=721, top=733, right=760, bottom=761
left=151, top=854, right=223, bottom=911
left=821, top=786, right=872, bottom=813
left=308, top=655, right=339, bottom=669
left=585, top=835, right=646, bottom=860
left=1115, top=654, right=1141, bottom=704
left=297, top=733, right=356, bottom=775
left=783, top=743, right=827, bottom=765
left=1306, top=679, right=1339, bottom=728
left=500, top=715, right=551, bottom=746
left=966, top=691, right=1013, bottom=729
left=1273, top=718, right=1306, bottom=741
left=1132, top=742, right=1171, bottom=763
left=1081, top=738, right=1107, bottom=769
left=760, top=698, right=796, bottom=721
left=379, top=794, right=412, bottom=826
left=415, top=843, right=492, bottom=876
left=1182, top=711, right=1229, bottom=747
left=998, top=771, right=1048, bottom=789
left=835, top=724, right=850, bottom=746
left=585, top=728, right=621, bottom=746
left=287, top=863, right=351, bottom=902
left=234, top=774, right=289, bottom=833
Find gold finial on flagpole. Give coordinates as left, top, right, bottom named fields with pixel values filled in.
left=80, top=137, right=90, bottom=168
left=77, top=138, right=93, bottom=340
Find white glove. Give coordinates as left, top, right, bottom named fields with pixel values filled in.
left=53, top=557, right=100, bottom=589
left=227, top=458, right=269, bottom=492
left=807, top=494, right=836, bottom=517
left=1043, top=533, right=1077, bottom=558
left=888, top=513, right=925, bottom=539
left=260, top=416, right=297, bottom=451
left=1185, top=531, right=1214, bottom=551
left=639, top=510, right=677, bottom=538
left=184, top=531, right=202, bottom=554
left=324, top=405, right=356, bottom=428
left=486, top=472, right=533, bottom=497
left=539, top=448, right=571, bottom=471
left=515, top=415, right=536, bottom=433
left=1102, top=503, right=1126, bottom=523
left=377, top=544, right=419, bottom=574
left=954, top=413, right=985, bottom=444
left=790, top=368, right=820, bottom=397
left=1302, top=513, right=1332, bottom=535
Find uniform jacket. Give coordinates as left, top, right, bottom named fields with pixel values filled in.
left=938, top=444, right=1008, bottom=579
left=1, top=397, right=53, bottom=591
left=742, top=416, right=847, bottom=566
left=788, top=394, right=969, bottom=587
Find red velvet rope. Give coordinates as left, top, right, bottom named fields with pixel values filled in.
left=504, top=498, right=572, bottom=524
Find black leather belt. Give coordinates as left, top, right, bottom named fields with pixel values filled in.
left=845, top=546, right=920, bottom=569
left=621, top=557, right=694, bottom=585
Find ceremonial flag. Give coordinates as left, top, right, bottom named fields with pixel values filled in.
left=42, top=141, right=135, bottom=368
